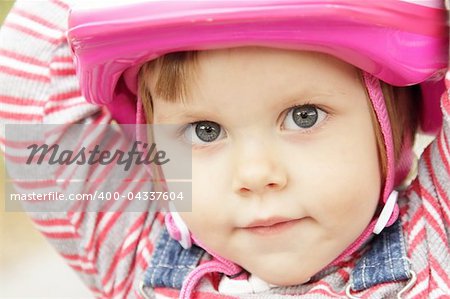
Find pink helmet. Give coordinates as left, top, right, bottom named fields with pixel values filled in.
left=67, top=0, right=448, bottom=276
left=68, top=0, right=447, bottom=128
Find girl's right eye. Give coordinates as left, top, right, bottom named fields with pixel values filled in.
left=183, top=121, right=225, bottom=145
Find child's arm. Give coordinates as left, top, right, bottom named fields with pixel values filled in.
left=402, top=78, right=450, bottom=295
left=0, top=1, right=163, bottom=298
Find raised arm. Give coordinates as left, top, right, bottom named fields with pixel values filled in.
left=401, top=74, right=450, bottom=297
left=0, top=1, right=163, bottom=297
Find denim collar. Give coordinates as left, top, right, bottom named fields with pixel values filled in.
left=143, top=219, right=411, bottom=292
left=143, top=228, right=205, bottom=289
left=349, top=219, right=411, bottom=291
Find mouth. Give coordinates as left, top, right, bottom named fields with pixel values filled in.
left=241, top=217, right=303, bottom=235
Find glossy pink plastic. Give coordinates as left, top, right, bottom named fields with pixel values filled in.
left=68, top=0, right=448, bottom=132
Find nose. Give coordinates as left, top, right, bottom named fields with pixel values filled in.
left=232, top=141, right=287, bottom=196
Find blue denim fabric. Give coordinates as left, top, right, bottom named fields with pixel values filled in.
left=144, top=220, right=410, bottom=291
left=350, top=220, right=411, bottom=291
left=143, top=228, right=205, bottom=289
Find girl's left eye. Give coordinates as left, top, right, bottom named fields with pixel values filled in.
left=182, top=120, right=226, bottom=145
left=282, top=104, right=327, bottom=131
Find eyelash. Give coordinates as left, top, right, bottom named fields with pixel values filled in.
left=177, top=103, right=329, bottom=145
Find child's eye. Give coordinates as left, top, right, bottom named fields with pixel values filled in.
left=183, top=121, right=226, bottom=145
left=282, top=104, right=327, bottom=131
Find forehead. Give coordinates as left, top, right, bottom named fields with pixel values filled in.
left=148, top=47, right=361, bottom=91
left=197, top=46, right=357, bottom=77
left=150, top=47, right=366, bottom=120
left=193, top=47, right=360, bottom=101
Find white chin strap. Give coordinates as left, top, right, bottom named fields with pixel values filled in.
left=171, top=210, right=192, bottom=249
left=373, top=190, right=399, bottom=234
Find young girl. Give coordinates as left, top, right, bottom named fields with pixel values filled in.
left=1, top=1, right=449, bottom=298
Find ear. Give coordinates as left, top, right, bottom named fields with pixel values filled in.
left=165, top=211, right=193, bottom=249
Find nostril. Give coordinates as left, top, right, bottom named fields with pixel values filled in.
left=240, top=187, right=251, bottom=194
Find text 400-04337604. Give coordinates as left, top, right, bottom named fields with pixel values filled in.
left=127, top=191, right=184, bottom=201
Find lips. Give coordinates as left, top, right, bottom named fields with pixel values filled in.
left=242, top=217, right=303, bottom=235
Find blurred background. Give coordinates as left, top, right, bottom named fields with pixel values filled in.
left=0, top=1, right=91, bottom=298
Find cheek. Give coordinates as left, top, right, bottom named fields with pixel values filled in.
left=180, top=155, right=231, bottom=243
left=191, top=156, right=228, bottom=208
left=289, top=122, right=381, bottom=225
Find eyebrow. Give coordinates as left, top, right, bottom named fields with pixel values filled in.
left=154, top=107, right=213, bottom=123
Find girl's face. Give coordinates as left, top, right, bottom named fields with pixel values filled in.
left=151, top=47, right=381, bottom=286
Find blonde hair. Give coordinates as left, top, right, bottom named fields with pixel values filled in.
left=138, top=51, right=420, bottom=184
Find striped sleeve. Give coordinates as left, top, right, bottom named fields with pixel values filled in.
left=0, top=1, right=163, bottom=298
left=401, top=74, right=450, bottom=297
